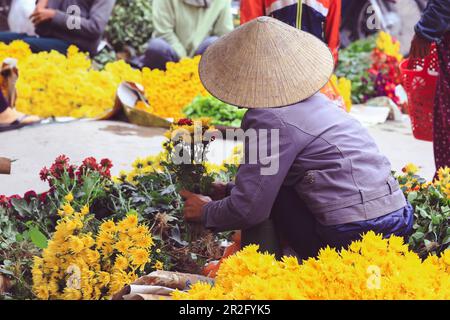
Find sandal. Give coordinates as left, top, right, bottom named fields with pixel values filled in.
left=0, top=115, right=41, bottom=133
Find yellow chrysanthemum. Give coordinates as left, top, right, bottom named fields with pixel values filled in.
left=64, top=193, right=74, bottom=203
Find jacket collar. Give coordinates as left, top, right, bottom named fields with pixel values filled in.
left=183, top=0, right=212, bottom=8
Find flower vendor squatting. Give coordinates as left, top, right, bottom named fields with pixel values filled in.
left=180, top=17, right=414, bottom=261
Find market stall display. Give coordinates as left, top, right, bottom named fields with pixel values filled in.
left=0, top=16, right=448, bottom=301
left=336, top=31, right=404, bottom=107
left=0, top=120, right=448, bottom=300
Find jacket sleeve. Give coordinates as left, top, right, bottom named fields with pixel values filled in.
left=240, top=0, right=265, bottom=24
left=415, top=0, right=450, bottom=43
left=213, top=0, right=234, bottom=36
left=50, top=0, right=116, bottom=40
left=325, top=0, right=341, bottom=65
left=202, top=110, right=300, bottom=232
left=152, top=0, right=187, bottom=57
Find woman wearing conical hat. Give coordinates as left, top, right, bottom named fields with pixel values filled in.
left=180, top=18, right=413, bottom=260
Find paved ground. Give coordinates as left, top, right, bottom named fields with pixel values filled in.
left=0, top=117, right=434, bottom=196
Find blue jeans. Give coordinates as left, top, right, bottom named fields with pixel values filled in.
left=0, top=32, right=71, bottom=54
left=142, top=36, right=219, bottom=70
left=271, top=187, right=414, bottom=260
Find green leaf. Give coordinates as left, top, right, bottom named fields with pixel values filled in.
left=407, top=191, right=418, bottom=203
left=431, top=215, right=442, bottom=226
left=15, top=233, right=24, bottom=242
left=29, top=227, right=48, bottom=249
left=442, top=236, right=450, bottom=245
left=411, top=231, right=425, bottom=242
left=10, top=198, right=32, bottom=218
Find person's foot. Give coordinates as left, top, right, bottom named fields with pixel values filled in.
left=0, top=107, right=40, bottom=125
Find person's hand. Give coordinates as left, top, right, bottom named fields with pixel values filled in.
left=209, top=182, right=228, bottom=201
left=30, top=7, right=56, bottom=25
left=180, top=190, right=212, bottom=223
left=409, top=33, right=432, bottom=59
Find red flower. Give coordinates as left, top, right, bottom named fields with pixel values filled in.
left=39, top=167, right=50, bottom=182
left=54, top=155, right=70, bottom=166
left=0, top=195, right=9, bottom=208
left=24, top=190, right=37, bottom=203
left=177, top=118, right=193, bottom=126
left=82, top=157, right=99, bottom=170
left=100, top=158, right=113, bottom=170
left=39, top=192, right=48, bottom=203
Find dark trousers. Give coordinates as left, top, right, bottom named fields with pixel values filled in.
left=0, top=90, right=8, bottom=113
left=142, top=36, right=219, bottom=70
left=243, top=187, right=414, bottom=261
left=0, top=32, right=70, bottom=54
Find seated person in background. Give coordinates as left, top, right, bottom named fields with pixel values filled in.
left=141, top=0, right=234, bottom=70
left=0, top=0, right=116, bottom=56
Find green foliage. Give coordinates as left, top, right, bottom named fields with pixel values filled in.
left=183, top=96, right=247, bottom=127
left=396, top=171, right=450, bottom=258
left=336, top=37, right=376, bottom=104
left=0, top=207, right=41, bottom=300
left=105, top=0, right=154, bottom=54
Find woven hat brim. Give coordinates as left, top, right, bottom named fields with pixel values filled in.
left=199, top=17, right=334, bottom=109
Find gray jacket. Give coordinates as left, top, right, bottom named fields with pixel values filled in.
left=36, top=0, right=116, bottom=55
left=203, top=94, right=406, bottom=231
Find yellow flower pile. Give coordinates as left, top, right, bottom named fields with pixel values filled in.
left=32, top=203, right=154, bottom=300
left=376, top=31, right=403, bottom=62
left=141, top=57, right=209, bottom=119
left=1, top=41, right=208, bottom=119
left=173, top=232, right=450, bottom=300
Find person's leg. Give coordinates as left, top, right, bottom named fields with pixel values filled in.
left=142, top=38, right=180, bottom=70
left=316, top=203, right=414, bottom=251
left=0, top=32, right=27, bottom=44
left=194, top=36, right=219, bottom=55
left=22, top=37, right=71, bottom=54
left=0, top=32, right=70, bottom=54
left=270, top=186, right=323, bottom=260
left=433, top=33, right=450, bottom=171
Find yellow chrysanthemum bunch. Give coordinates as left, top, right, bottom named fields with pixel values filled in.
left=32, top=203, right=154, bottom=300
left=114, top=152, right=168, bottom=185
left=435, top=167, right=450, bottom=199
left=330, top=74, right=353, bottom=112
left=2, top=41, right=208, bottom=119
left=141, top=56, right=209, bottom=119
left=376, top=31, right=403, bottom=62
left=173, top=232, right=450, bottom=300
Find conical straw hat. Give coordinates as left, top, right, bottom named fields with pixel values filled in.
left=199, top=16, right=334, bottom=109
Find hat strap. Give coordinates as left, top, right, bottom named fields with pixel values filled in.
left=296, top=0, right=303, bottom=29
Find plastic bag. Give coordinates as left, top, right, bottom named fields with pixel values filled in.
left=8, top=0, right=36, bottom=36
